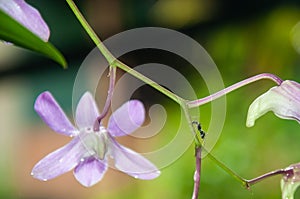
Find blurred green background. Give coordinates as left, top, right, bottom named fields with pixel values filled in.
left=1, top=0, right=300, bottom=198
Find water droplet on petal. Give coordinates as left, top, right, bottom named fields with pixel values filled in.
left=43, top=178, right=47, bottom=181
left=133, top=175, right=139, bottom=179
left=59, top=158, right=63, bottom=163
left=30, top=172, right=34, bottom=176
left=80, top=158, right=85, bottom=162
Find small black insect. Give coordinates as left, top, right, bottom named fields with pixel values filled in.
left=192, top=121, right=206, bottom=139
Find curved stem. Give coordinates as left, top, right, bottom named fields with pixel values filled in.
left=187, top=73, right=283, bottom=108
left=99, top=66, right=116, bottom=120
left=66, top=0, right=115, bottom=64
left=65, top=0, right=289, bottom=191
left=192, top=146, right=202, bottom=199
left=93, top=66, right=116, bottom=131
left=245, top=167, right=294, bottom=187
left=66, top=0, right=184, bottom=105
left=206, top=152, right=247, bottom=187
left=114, top=60, right=184, bottom=104
left=207, top=150, right=295, bottom=189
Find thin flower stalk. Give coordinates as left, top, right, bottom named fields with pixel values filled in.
left=245, top=168, right=294, bottom=187
left=187, top=73, right=283, bottom=108
left=93, top=66, right=116, bottom=131
left=192, top=146, right=202, bottom=199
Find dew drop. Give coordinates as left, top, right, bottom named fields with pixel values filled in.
left=133, top=175, right=139, bottom=179
left=43, top=178, right=48, bottom=181
left=80, top=158, right=85, bottom=162
left=30, top=172, right=34, bottom=176
left=59, top=158, right=63, bottom=163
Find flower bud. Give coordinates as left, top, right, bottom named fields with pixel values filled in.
left=247, top=80, right=300, bottom=127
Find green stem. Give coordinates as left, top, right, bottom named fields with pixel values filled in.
left=65, top=0, right=266, bottom=188
left=206, top=152, right=247, bottom=187
left=114, top=60, right=184, bottom=104
left=65, top=0, right=115, bottom=64
left=65, top=0, right=184, bottom=105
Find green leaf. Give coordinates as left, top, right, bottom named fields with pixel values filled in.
left=0, top=9, right=67, bottom=68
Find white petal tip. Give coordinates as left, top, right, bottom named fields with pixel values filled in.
left=78, top=182, right=94, bottom=187
left=246, top=120, right=254, bottom=128
left=134, top=170, right=161, bottom=180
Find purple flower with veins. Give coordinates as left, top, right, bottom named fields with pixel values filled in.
left=0, top=0, right=50, bottom=41
left=31, top=91, right=160, bottom=187
left=247, top=80, right=300, bottom=127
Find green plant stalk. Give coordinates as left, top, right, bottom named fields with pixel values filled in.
left=65, top=0, right=183, bottom=105
left=115, top=60, right=184, bottom=104
left=65, top=0, right=115, bottom=65
left=66, top=0, right=246, bottom=188
left=206, top=152, right=247, bottom=187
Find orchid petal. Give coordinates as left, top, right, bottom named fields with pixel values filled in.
left=75, top=92, right=100, bottom=129
left=109, top=138, right=160, bottom=180
left=108, top=100, right=145, bottom=137
left=31, top=136, right=85, bottom=181
left=281, top=179, right=300, bottom=199
left=34, top=91, right=77, bottom=137
left=281, top=163, right=300, bottom=199
left=246, top=80, right=300, bottom=127
left=74, top=157, right=107, bottom=187
left=0, top=0, right=50, bottom=41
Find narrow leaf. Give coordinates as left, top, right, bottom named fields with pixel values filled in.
left=0, top=9, right=67, bottom=68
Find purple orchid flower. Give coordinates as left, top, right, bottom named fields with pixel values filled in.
left=31, top=91, right=160, bottom=187
left=0, top=0, right=50, bottom=41
left=246, top=80, right=300, bottom=127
